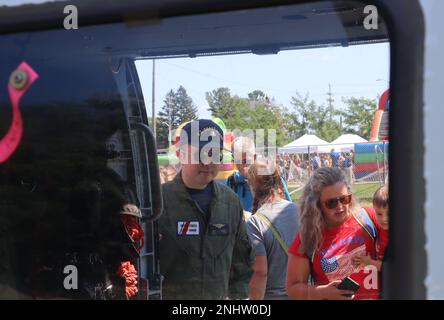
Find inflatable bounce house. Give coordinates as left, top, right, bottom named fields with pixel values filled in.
left=354, top=89, right=389, bottom=181
left=369, top=89, right=389, bottom=142
left=157, top=118, right=237, bottom=184
left=354, top=142, right=389, bottom=180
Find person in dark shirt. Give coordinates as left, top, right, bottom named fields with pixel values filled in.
left=330, top=148, right=340, bottom=167
left=185, top=182, right=214, bottom=223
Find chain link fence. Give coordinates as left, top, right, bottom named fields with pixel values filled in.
left=280, top=141, right=389, bottom=206
left=158, top=141, right=389, bottom=206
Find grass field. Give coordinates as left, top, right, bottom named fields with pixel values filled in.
left=288, top=182, right=381, bottom=206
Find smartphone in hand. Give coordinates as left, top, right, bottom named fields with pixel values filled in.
left=337, top=277, right=360, bottom=297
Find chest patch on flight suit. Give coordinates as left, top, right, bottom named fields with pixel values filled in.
left=209, top=223, right=230, bottom=236
left=177, top=221, right=200, bottom=236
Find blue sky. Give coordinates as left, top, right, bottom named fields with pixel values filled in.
left=136, top=42, right=390, bottom=120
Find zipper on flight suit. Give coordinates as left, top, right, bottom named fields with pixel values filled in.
left=190, top=191, right=218, bottom=298
left=184, top=181, right=219, bottom=298
left=186, top=197, right=208, bottom=297
left=203, top=195, right=219, bottom=298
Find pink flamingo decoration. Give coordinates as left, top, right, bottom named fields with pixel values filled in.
left=0, top=62, right=39, bottom=163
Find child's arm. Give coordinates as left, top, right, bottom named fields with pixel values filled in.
left=352, top=253, right=382, bottom=272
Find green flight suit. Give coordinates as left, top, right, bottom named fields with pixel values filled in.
left=158, top=173, right=254, bottom=300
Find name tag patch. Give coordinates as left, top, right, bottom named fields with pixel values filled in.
left=177, top=221, right=200, bottom=236
left=209, top=223, right=230, bottom=236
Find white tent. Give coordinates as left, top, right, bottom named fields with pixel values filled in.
left=318, top=134, right=368, bottom=153
left=279, top=134, right=329, bottom=153
left=331, top=134, right=368, bottom=145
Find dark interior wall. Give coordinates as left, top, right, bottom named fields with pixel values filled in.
left=0, top=33, right=137, bottom=298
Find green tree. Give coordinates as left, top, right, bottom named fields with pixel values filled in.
left=206, top=88, right=290, bottom=147
left=247, top=89, right=268, bottom=103
left=247, top=103, right=286, bottom=147
left=341, top=97, right=377, bottom=140
left=157, top=86, right=197, bottom=149
left=245, top=91, right=289, bottom=147
left=206, top=87, right=237, bottom=119
left=288, top=92, right=342, bottom=142
left=176, top=86, right=198, bottom=121
left=317, top=119, right=342, bottom=142
left=289, top=92, right=317, bottom=136
left=220, top=97, right=251, bottom=130
left=282, top=111, right=300, bottom=143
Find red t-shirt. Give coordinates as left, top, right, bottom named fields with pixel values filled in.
left=376, top=228, right=389, bottom=260
left=289, top=209, right=380, bottom=300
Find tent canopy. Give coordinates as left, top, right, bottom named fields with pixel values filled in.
left=279, top=134, right=329, bottom=153
left=279, top=133, right=368, bottom=154
left=320, top=134, right=368, bottom=153
left=331, top=134, right=368, bottom=145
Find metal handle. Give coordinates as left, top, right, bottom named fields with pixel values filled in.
left=131, top=122, right=163, bottom=222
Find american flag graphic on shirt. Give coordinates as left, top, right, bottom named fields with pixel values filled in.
left=320, top=245, right=367, bottom=282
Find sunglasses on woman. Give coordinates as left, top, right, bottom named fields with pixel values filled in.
left=324, top=194, right=352, bottom=209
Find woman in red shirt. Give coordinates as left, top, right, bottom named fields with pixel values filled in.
left=286, top=167, right=380, bottom=300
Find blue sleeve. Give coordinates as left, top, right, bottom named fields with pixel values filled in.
left=280, top=177, right=292, bottom=202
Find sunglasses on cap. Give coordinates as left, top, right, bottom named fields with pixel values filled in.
left=324, top=194, right=352, bottom=209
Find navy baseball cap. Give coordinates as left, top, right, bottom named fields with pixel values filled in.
left=179, top=119, right=224, bottom=151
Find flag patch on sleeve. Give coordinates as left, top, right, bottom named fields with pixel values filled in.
left=177, top=221, right=200, bottom=236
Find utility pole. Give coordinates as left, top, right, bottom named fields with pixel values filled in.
left=327, top=83, right=334, bottom=121
left=152, top=59, right=156, bottom=139
left=168, top=95, right=172, bottom=149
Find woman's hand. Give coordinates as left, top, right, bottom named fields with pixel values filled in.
left=352, top=253, right=382, bottom=271
left=316, top=280, right=355, bottom=300
left=352, top=253, right=372, bottom=268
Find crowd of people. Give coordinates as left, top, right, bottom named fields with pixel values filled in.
left=277, top=150, right=354, bottom=185
left=158, top=119, right=389, bottom=300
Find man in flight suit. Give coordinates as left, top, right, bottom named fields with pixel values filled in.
left=158, top=119, right=254, bottom=300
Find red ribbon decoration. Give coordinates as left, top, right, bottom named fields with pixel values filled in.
left=0, top=62, right=39, bottom=163
left=117, top=261, right=139, bottom=299
left=118, top=214, right=145, bottom=298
